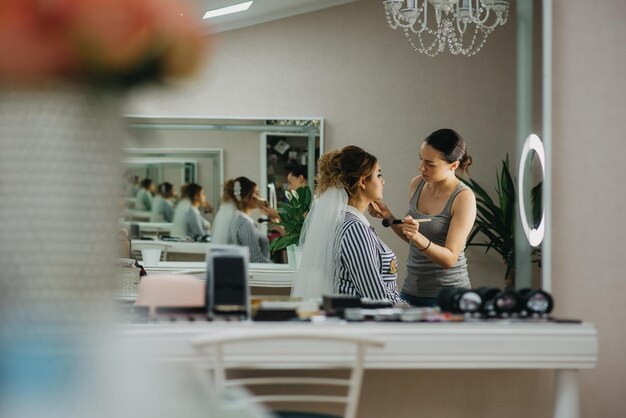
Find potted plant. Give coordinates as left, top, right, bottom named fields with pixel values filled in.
left=269, top=186, right=312, bottom=265
left=460, top=156, right=542, bottom=288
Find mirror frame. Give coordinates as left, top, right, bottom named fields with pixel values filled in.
left=124, top=146, right=224, bottom=210
left=515, top=0, right=552, bottom=291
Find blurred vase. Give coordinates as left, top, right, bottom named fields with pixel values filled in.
left=0, top=87, right=124, bottom=327
left=0, top=87, right=126, bottom=405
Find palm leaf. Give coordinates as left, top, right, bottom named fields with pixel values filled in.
left=531, top=181, right=542, bottom=228
left=461, top=154, right=541, bottom=271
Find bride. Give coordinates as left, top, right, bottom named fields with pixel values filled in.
left=292, top=146, right=403, bottom=304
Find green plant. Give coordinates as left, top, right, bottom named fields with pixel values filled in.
left=269, top=186, right=312, bottom=253
left=460, top=155, right=542, bottom=286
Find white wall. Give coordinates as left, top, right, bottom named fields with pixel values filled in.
left=552, top=1, right=626, bottom=417
left=128, top=129, right=260, bottom=183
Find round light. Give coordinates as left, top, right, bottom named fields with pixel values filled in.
left=518, top=133, right=546, bottom=247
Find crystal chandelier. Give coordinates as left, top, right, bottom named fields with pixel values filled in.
left=383, top=0, right=510, bottom=57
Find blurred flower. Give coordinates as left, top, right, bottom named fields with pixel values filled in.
left=0, top=0, right=208, bottom=88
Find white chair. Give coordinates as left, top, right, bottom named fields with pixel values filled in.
left=192, top=331, right=384, bottom=418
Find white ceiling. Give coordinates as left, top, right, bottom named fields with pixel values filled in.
left=186, top=0, right=357, bottom=33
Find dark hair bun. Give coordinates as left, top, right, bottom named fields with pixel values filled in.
left=460, top=154, right=473, bottom=169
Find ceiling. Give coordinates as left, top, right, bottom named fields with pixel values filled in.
left=186, top=0, right=358, bottom=33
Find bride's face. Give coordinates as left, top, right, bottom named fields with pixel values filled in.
left=361, top=162, right=384, bottom=203
left=247, top=185, right=262, bottom=208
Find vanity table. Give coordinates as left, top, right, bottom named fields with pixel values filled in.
left=143, top=261, right=296, bottom=288
left=131, top=239, right=209, bottom=255
left=118, top=321, right=597, bottom=418
left=122, top=222, right=175, bottom=236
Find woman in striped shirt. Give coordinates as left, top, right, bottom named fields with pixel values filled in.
left=294, top=146, right=403, bottom=304
left=221, top=176, right=273, bottom=263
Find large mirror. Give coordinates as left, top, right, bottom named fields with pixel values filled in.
left=124, top=116, right=322, bottom=208
left=121, top=116, right=322, bottom=267
left=123, top=0, right=546, bottom=292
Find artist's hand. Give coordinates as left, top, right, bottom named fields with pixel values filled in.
left=254, top=196, right=269, bottom=209
left=399, top=215, right=421, bottom=242
left=368, top=200, right=393, bottom=219
left=202, top=201, right=214, bottom=214
left=270, top=224, right=285, bottom=235
left=257, top=200, right=280, bottom=220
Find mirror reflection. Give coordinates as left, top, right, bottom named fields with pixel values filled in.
left=120, top=117, right=322, bottom=266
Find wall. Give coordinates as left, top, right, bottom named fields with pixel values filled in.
left=129, top=0, right=520, bottom=290
left=127, top=127, right=261, bottom=209
left=551, top=0, right=626, bottom=417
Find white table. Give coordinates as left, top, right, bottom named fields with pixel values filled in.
left=142, top=261, right=296, bottom=288
left=131, top=239, right=209, bottom=254
left=122, top=209, right=152, bottom=221
left=122, top=222, right=175, bottom=235
left=118, top=321, right=597, bottom=418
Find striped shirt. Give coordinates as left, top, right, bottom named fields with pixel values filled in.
left=336, top=206, right=402, bottom=304
left=227, top=211, right=272, bottom=263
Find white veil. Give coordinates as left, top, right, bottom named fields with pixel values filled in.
left=291, top=187, right=347, bottom=301
left=211, top=201, right=236, bottom=244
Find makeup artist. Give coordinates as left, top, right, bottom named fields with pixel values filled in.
left=369, top=129, right=477, bottom=307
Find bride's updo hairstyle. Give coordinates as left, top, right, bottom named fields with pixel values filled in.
left=316, top=145, right=378, bottom=197
left=223, top=176, right=256, bottom=210
left=424, top=128, right=473, bottom=175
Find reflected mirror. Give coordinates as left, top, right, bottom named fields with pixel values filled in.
left=121, top=116, right=322, bottom=266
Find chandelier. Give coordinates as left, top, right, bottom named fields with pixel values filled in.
left=383, top=0, right=510, bottom=57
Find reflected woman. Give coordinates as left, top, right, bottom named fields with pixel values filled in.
left=150, top=182, right=176, bottom=222
left=171, top=184, right=191, bottom=237
left=370, top=129, right=477, bottom=307
left=294, top=146, right=403, bottom=304
left=135, top=178, right=155, bottom=211
left=184, top=183, right=211, bottom=240
left=221, top=177, right=273, bottom=263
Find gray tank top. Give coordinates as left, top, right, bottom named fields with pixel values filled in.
left=402, top=179, right=471, bottom=298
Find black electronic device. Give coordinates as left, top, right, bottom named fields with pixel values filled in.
left=518, top=288, right=554, bottom=316
left=205, top=245, right=250, bottom=320
left=359, top=299, right=394, bottom=309
left=129, top=223, right=141, bottom=239
left=253, top=308, right=299, bottom=321
left=322, top=294, right=360, bottom=316
left=437, top=288, right=482, bottom=314
left=476, top=287, right=520, bottom=316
